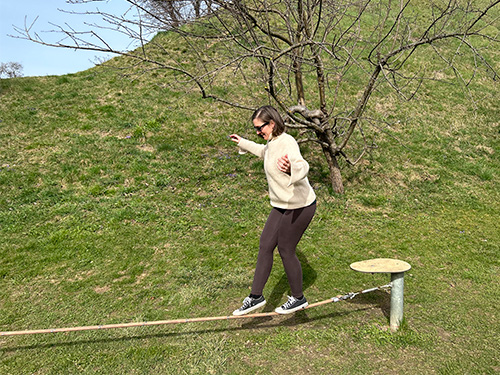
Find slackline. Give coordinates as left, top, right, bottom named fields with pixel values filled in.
left=0, top=283, right=391, bottom=337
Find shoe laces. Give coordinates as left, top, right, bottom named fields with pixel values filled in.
left=240, top=297, right=252, bottom=309
left=282, top=296, right=298, bottom=309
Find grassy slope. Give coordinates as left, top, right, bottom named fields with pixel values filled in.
left=0, top=26, right=499, bottom=375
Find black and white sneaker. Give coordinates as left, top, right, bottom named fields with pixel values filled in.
left=275, top=296, right=308, bottom=314
left=233, top=296, right=266, bottom=316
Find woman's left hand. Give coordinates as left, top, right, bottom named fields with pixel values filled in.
left=277, top=154, right=291, bottom=175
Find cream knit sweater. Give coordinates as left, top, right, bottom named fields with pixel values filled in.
left=237, top=132, right=316, bottom=209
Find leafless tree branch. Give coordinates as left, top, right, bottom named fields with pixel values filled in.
left=10, top=0, right=499, bottom=193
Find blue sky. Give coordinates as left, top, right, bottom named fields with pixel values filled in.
left=0, top=1, right=146, bottom=77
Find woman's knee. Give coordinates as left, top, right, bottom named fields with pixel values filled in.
left=277, top=246, right=298, bottom=260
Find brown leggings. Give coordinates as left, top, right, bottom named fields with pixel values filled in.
left=251, top=201, right=316, bottom=298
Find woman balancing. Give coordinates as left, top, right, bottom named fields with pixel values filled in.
left=229, top=105, right=316, bottom=315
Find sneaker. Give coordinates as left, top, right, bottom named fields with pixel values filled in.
left=275, top=296, right=308, bottom=314
left=233, top=296, right=266, bottom=316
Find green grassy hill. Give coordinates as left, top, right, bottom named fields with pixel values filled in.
left=0, top=27, right=498, bottom=374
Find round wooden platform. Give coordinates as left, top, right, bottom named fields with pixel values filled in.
left=350, top=258, right=411, bottom=274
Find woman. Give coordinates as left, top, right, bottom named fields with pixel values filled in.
left=229, top=105, right=316, bottom=315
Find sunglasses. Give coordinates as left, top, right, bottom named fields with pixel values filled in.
left=254, top=121, right=269, bottom=133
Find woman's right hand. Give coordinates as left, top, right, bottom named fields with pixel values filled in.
left=229, top=134, right=241, bottom=144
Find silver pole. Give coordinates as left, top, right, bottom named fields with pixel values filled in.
left=390, top=272, right=405, bottom=331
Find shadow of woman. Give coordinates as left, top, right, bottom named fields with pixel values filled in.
left=241, top=249, right=317, bottom=328
left=265, top=249, right=317, bottom=311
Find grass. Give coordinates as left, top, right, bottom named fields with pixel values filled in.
left=1, top=14, right=499, bottom=375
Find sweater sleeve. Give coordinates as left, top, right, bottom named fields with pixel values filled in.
left=288, top=159, right=310, bottom=187
left=237, top=137, right=266, bottom=158
left=285, top=136, right=310, bottom=187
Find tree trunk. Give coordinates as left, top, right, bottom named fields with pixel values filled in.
left=320, top=147, right=344, bottom=194
left=316, top=131, right=344, bottom=194
left=327, top=152, right=344, bottom=194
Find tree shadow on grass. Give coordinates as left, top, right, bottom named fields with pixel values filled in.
left=243, top=288, right=390, bottom=330
left=1, top=306, right=373, bottom=352
left=2, top=291, right=391, bottom=352
left=2, top=259, right=393, bottom=352
left=345, top=290, right=391, bottom=320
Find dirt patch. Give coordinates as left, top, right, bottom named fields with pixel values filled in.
left=94, top=285, right=111, bottom=294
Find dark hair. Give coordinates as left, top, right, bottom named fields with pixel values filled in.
left=251, top=105, right=285, bottom=137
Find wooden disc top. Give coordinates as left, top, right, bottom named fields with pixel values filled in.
left=350, top=258, right=411, bottom=274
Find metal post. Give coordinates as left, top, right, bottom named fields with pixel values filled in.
left=390, top=272, right=405, bottom=332
left=350, top=259, right=411, bottom=332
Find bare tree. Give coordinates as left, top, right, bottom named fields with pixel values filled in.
left=13, top=0, right=499, bottom=193
left=138, top=0, right=214, bottom=26
left=0, top=62, right=24, bottom=78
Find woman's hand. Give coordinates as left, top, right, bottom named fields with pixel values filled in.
left=229, top=134, right=241, bottom=144
left=277, top=154, right=291, bottom=175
